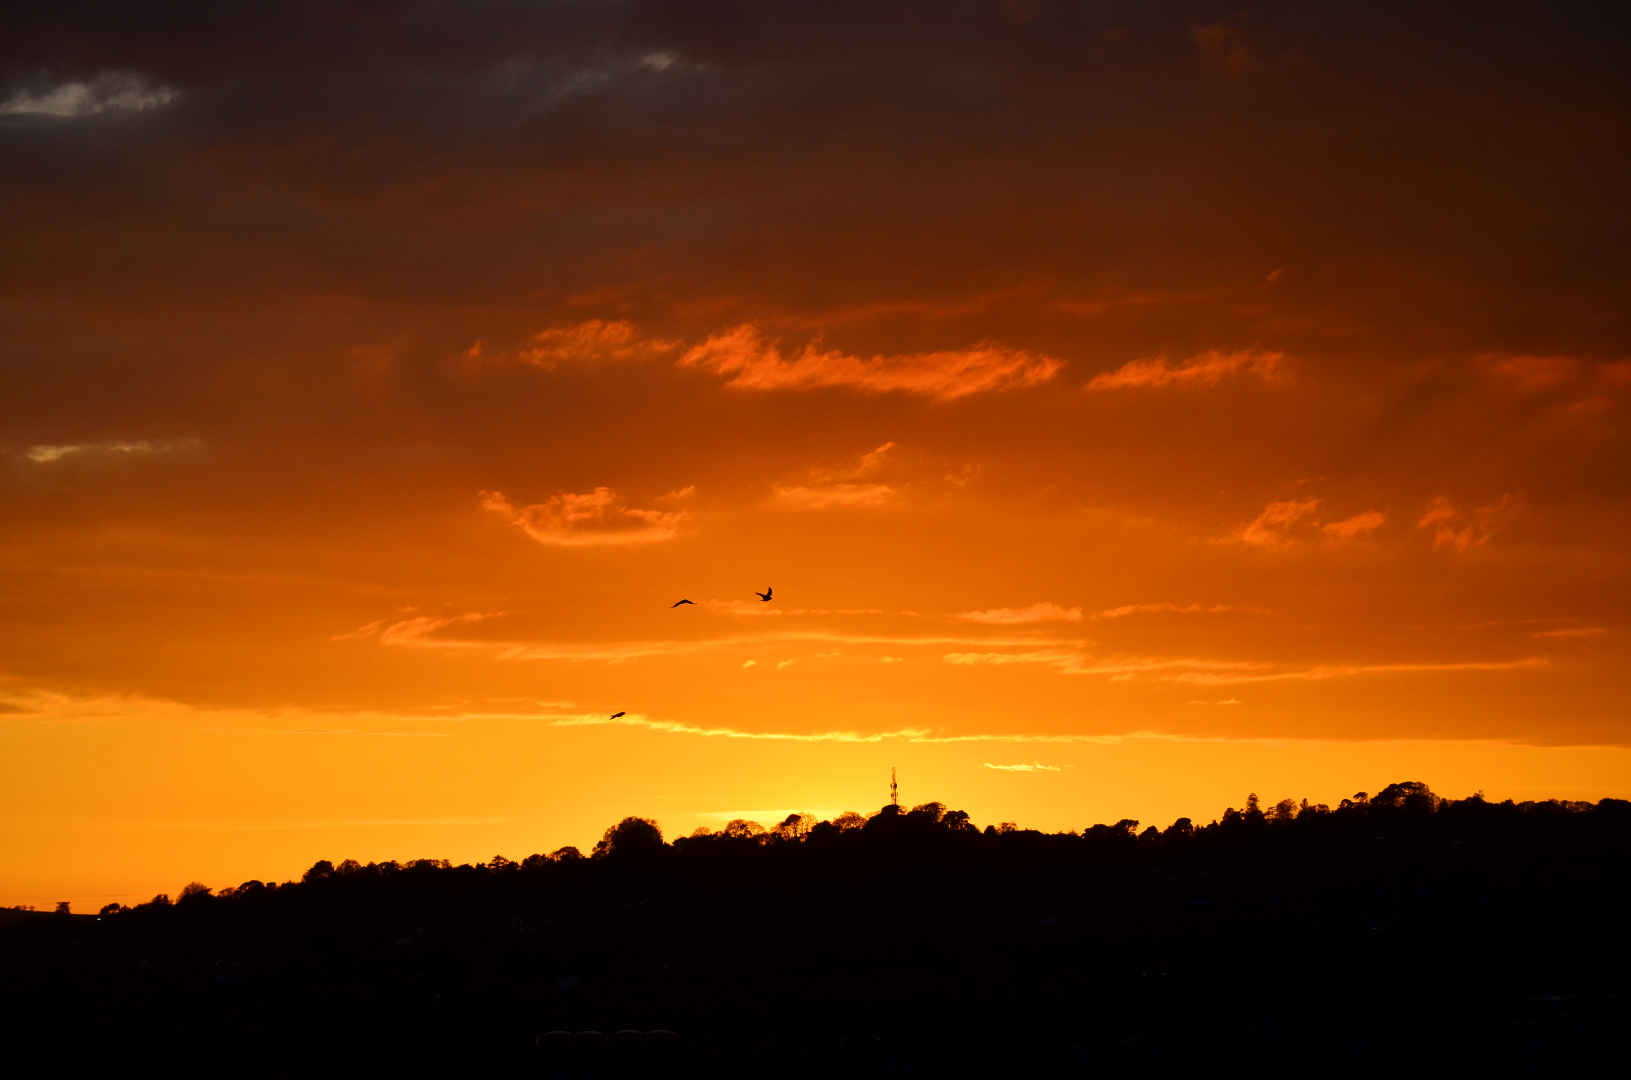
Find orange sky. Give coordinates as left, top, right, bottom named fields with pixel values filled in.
left=2, top=1, right=1629, bottom=909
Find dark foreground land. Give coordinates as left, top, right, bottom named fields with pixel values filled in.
left=4, top=783, right=1630, bottom=1077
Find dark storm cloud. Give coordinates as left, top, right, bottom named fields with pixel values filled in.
left=3, top=2, right=1626, bottom=337
left=1, top=0, right=1627, bottom=457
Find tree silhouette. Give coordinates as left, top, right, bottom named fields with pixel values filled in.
left=772, top=813, right=817, bottom=841
left=722, top=819, right=766, bottom=841
left=12, top=781, right=1631, bottom=1076
left=830, top=811, right=868, bottom=831
left=1371, top=780, right=1439, bottom=813
left=591, top=816, right=664, bottom=859
left=908, top=801, right=947, bottom=823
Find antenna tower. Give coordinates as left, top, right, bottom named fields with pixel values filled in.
left=890, top=766, right=898, bottom=807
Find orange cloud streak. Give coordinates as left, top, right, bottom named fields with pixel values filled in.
left=1087, top=348, right=1283, bottom=391
left=681, top=324, right=1062, bottom=399
left=480, top=488, right=687, bottom=546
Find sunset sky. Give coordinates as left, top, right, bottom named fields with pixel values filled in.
left=3, top=1, right=1629, bottom=910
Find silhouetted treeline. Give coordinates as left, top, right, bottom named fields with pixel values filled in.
left=4, top=783, right=1629, bottom=1077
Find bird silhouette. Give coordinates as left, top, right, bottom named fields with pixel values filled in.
left=671, top=599, right=694, bottom=607
left=609, top=711, right=625, bottom=720
left=755, top=587, right=773, bottom=602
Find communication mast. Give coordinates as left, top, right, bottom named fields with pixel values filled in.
left=890, top=766, right=898, bottom=807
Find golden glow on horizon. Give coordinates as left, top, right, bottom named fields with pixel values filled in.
left=8, top=689, right=1631, bottom=911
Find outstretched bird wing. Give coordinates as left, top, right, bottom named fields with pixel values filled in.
left=671, top=599, right=694, bottom=607
left=756, top=587, right=773, bottom=601
left=610, top=711, right=625, bottom=720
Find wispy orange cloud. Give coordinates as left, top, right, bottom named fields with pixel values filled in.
left=1223, top=499, right=1383, bottom=548
left=480, top=487, right=687, bottom=546
left=1095, top=602, right=1272, bottom=619
left=1226, top=497, right=1321, bottom=548
left=1487, top=353, right=1631, bottom=392
left=1418, top=494, right=1519, bottom=552
left=377, top=613, right=499, bottom=648
left=331, top=612, right=502, bottom=649
left=1322, top=511, right=1386, bottom=543
left=770, top=442, right=905, bottom=508
left=848, top=442, right=896, bottom=476
left=519, top=319, right=678, bottom=367
left=944, top=649, right=1084, bottom=667
left=544, top=712, right=1228, bottom=748
left=327, top=619, right=385, bottom=643
left=550, top=710, right=930, bottom=743
left=341, top=612, right=1553, bottom=696
left=1173, top=658, right=1547, bottom=686
left=943, top=650, right=1274, bottom=682
left=957, top=602, right=1083, bottom=624
left=941, top=649, right=1545, bottom=686
left=1087, top=348, right=1283, bottom=391
left=771, top=482, right=895, bottom=509
left=680, top=324, right=1061, bottom=399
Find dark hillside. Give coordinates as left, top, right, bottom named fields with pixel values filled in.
left=4, top=785, right=1629, bottom=1077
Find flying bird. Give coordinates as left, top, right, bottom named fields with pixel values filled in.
left=671, top=599, right=694, bottom=607
left=609, top=711, right=625, bottom=720
left=756, top=587, right=773, bottom=602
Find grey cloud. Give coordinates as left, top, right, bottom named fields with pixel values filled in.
left=0, top=72, right=174, bottom=117
left=23, top=438, right=199, bottom=463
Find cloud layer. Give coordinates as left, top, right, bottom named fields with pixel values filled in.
left=1088, top=348, right=1283, bottom=391
left=1418, top=495, right=1519, bottom=553
left=0, top=73, right=175, bottom=118
left=519, top=320, right=678, bottom=367
left=957, top=602, right=1083, bottom=625
left=1096, top=603, right=1272, bottom=619
left=681, top=325, right=1061, bottom=399
left=480, top=488, right=687, bottom=546
left=22, top=438, right=198, bottom=463
left=1225, top=500, right=1386, bottom=549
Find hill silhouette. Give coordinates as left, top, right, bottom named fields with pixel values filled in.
left=3, top=783, right=1628, bottom=1077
